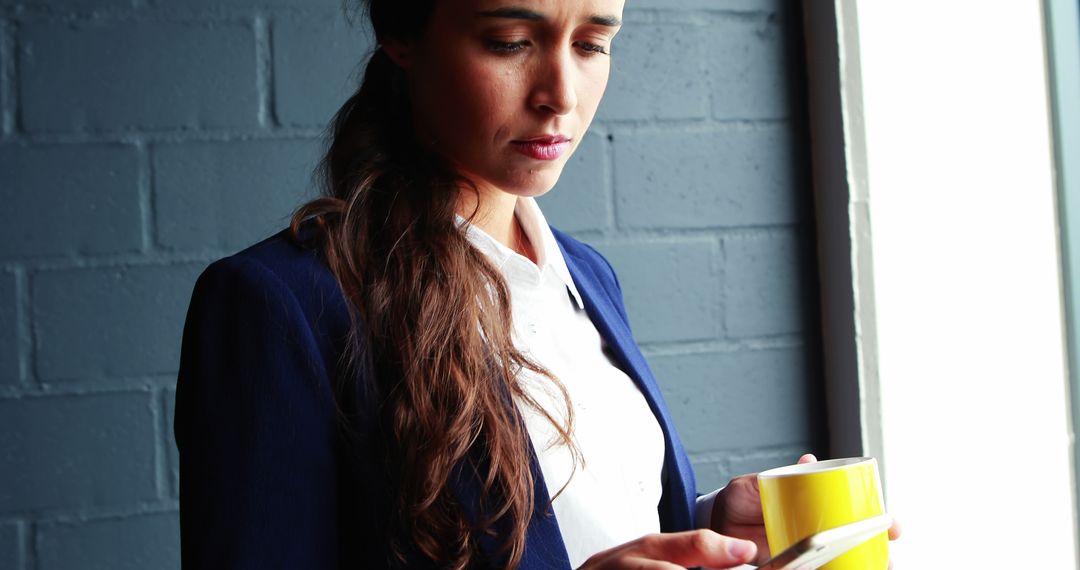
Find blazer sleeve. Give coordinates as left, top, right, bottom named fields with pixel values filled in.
left=174, top=255, right=341, bottom=569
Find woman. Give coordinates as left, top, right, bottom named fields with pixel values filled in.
left=174, top=0, right=897, bottom=568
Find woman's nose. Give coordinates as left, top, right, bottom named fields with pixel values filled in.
left=530, top=49, right=577, bottom=116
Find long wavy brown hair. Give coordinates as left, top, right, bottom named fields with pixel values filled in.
left=289, top=1, right=580, bottom=568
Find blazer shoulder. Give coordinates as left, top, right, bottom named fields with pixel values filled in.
left=228, top=228, right=338, bottom=292
left=194, top=228, right=352, bottom=349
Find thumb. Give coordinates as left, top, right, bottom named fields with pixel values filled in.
left=797, top=453, right=818, bottom=464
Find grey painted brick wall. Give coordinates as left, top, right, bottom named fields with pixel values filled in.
left=0, top=0, right=824, bottom=568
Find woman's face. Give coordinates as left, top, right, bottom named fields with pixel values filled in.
left=391, top=0, right=624, bottom=199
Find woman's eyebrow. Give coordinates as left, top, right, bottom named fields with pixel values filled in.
left=476, top=7, right=622, bottom=27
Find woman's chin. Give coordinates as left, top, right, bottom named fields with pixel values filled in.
left=503, top=168, right=568, bottom=198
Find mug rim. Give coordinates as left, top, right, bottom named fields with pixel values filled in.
left=757, top=456, right=876, bottom=479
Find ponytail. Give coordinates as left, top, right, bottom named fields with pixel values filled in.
left=289, top=20, right=579, bottom=570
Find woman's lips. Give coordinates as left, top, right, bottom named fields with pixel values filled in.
left=511, top=136, right=571, bottom=161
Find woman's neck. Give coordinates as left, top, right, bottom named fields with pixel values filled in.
left=458, top=188, right=536, bottom=264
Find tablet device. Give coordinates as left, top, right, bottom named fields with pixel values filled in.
left=755, top=514, right=893, bottom=570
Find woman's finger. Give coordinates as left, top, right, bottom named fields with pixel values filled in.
left=797, top=453, right=818, bottom=464
left=888, top=518, right=902, bottom=540
left=582, top=530, right=759, bottom=570
left=609, top=557, right=684, bottom=570
left=634, top=529, right=758, bottom=569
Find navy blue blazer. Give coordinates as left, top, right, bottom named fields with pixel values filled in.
left=174, top=225, right=698, bottom=569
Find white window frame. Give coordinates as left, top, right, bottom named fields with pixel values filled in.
left=802, top=1, right=1079, bottom=566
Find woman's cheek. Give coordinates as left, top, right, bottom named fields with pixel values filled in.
left=453, top=64, right=507, bottom=115
left=581, top=65, right=611, bottom=113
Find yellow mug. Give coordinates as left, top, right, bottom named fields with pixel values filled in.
left=758, top=457, right=889, bottom=570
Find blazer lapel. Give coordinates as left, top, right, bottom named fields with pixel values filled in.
left=462, top=234, right=698, bottom=569
left=555, top=238, right=698, bottom=533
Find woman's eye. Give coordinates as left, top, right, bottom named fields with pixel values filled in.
left=485, top=39, right=529, bottom=53
left=575, top=41, right=610, bottom=56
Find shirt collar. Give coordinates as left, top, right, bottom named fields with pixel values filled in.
left=456, top=197, right=585, bottom=310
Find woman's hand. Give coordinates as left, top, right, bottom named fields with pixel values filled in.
left=578, top=529, right=758, bottom=570
left=711, top=453, right=903, bottom=566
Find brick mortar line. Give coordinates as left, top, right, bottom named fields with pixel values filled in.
left=717, top=237, right=729, bottom=338
left=165, top=386, right=178, bottom=498
left=5, top=119, right=788, bottom=143
left=16, top=518, right=26, bottom=570
left=136, top=139, right=156, bottom=253
left=9, top=16, right=19, bottom=136
left=622, top=9, right=779, bottom=26
left=1, top=5, right=773, bottom=23
left=35, top=375, right=179, bottom=395
left=597, top=117, right=792, bottom=134
left=1, top=499, right=180, bottom=527
left=0, top=383, right=157, bottom=398
left=27, top=519, right=37, bottom=570
left=0, top=377, right=175, bottom=400
left=587, top=233, right=721, bottom=245
left=6, top=6, right=362, bottom=22
left=254, top=14, right=277, bottom=129
left=0, top=18, right=13, bottom=137
left=13, top=266, right=30, bottom=389
left=0, top=251, right=230, bottom=272
left=153, top=388, right=169, bottom=500
left=639, top=335, right=805, bottom=357
left=572, top=223, right=808, bottom=243
left=2, top=119, right=791, bottom=143
left=8, top=128, right=325, bottom=145
left=12, top=10, right=260, bottom=27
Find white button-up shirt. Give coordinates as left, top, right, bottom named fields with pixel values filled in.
left=459, top=197, right=685, bottom=567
